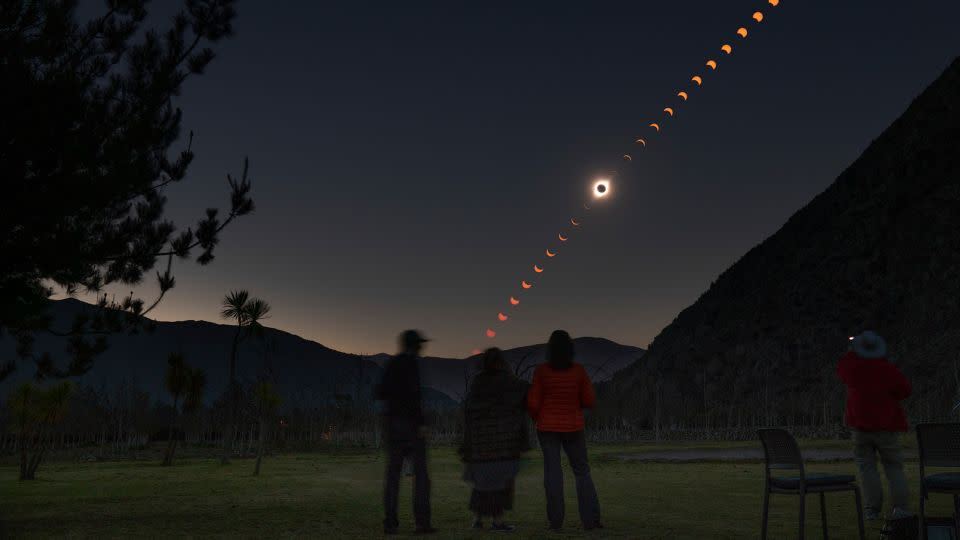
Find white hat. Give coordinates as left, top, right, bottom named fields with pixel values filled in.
left=852, top=331, right=887, bottom=359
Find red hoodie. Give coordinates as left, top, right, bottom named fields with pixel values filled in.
left=837, top=351, right=911, bottom=432
left=527, top=363, right=595, bottom=432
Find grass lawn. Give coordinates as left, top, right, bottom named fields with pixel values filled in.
left=1, top=442, right=954, bottom=539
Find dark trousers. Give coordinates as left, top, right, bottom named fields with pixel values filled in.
left=538, top=430, right=601, bottom=528
left=383, top=425, right=431, bottom=529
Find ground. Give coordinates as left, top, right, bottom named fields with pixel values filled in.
left=2, top=440, right=955, bottom=539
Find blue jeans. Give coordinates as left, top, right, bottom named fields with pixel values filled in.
left=537, top=430, right=601, bottom=528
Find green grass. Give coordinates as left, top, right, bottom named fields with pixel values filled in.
left=1, top=442, right=953, bottom=539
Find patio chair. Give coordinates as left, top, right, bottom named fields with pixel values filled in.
left=916, top=423, right=960, bottom=540
left=759, top=428, right=866, bottom=540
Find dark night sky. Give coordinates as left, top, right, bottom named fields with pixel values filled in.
left=87, top=1, right=960, bottom=357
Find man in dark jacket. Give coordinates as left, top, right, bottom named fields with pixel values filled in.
left=376, top=330, right=434, bottom=535
left=838, top=330, right=912, bottom=521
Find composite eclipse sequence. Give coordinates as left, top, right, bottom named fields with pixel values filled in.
left=477, top=0, right=783, bottom=353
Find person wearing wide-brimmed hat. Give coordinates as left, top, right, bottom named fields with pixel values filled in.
left=376, top=330, right=435, bottom=535
left=837, top=330, right=912, bottom=521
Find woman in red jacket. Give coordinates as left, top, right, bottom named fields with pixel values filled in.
left=838, top=330, right=912, bottom=521
left=527, top=330, right=601, bottom=531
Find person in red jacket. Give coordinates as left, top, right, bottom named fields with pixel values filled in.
left=838, top=330, right=912, bottom=521
left=527, top=330, right=601, bottom=531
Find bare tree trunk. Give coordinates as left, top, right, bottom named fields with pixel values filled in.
left=222, top=330, right=241, bottom=465
left=162, top=395, right=180, bottom=466
left=654, top=380, right=662, bottom=443
left=18, top=434, right=29, bottom=480
left=356, top=354, right=365, bottom=406
left=702, top=366, right=708, bottom=430
left=254, top=416, right=266, bottom=476
left=21, top=421, right=49, bottom=480
left=763, top=360, right=772, bottom=426
left=26, top=445, right=46, bottom=479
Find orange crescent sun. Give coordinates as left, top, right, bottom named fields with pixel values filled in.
left=737, top=27, right=748, bottom=38
left=753, top=11, right=764, bottom=22
left=678, top=91, right=688, bottom=101
left=497, top=312, right=508, bottom=321
left=486, top=329, right=496, bottom=338
left=521, top=280, right=532, bottom=289
left=721, top=44, right=732, bottom=54
left=691, top=75, right=703, bottom=86
left=510, top=296, right=520, bottom=305
left=706, top=60, right=717, bottom=70
left=571, top=218, right=580, bottom=226
left=546, top=249, right=556, bottom=257
left=650, top=123, right=660, bottom=132
left=558, top=234, right=568, bottom=242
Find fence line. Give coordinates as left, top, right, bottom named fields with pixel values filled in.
left=0, top=424, right=928, bottom=458
left=4, top=412, right=957, bottom=457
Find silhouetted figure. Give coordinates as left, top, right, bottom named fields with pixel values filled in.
left=460, top=348, right=530, bottom=532
left=838, top=331, right=912, bottom=521
left=376, top=330, right=434, bottom=535
left=527, top=330, right=602, bottom=530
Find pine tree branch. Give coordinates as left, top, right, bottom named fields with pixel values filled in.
left=55, top=7, right=120, bottom=74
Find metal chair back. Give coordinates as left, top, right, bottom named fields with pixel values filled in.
left=917, top=423, right=960, bottom=469
left=759, top=428, right=805, bottom=476
left=915, top=423, right=960, bottom=540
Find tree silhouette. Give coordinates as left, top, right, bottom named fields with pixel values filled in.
left=161, top=352, right=205, bottom=466
left=9, top=381, right=73, bottom=480
left=0, top=0, right=254, bottom=382
left=253, top=381, right=281, bottom=476
left=519, top=351, right=539, bottom=379
left=219, top=290, right=270, bottom=464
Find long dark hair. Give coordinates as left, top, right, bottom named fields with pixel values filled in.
left=546, top=330, right=574, bottom=370
left=481, top=347, right=506, bottom=373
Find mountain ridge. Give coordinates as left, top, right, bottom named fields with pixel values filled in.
left=2, top=299, right=644, bottom=408
left=369, top=336, right=644, bottom=400
left=597, top=57, right=960, bottom=430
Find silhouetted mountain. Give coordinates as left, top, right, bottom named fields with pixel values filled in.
left=597, top=58, right=960, bottom=430
left=0, top=298, right=456, bottom=410
left=370, top=337, right=645, bottom=400
left=0, top=299, right=642, bottom=409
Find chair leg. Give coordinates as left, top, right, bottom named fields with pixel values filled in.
left=853, top=486, right=865, bottom=540
left=953, top=495, right=959, bottom=540
left=918, top=489, right=926, bottom=540
left=819, top=492, right=828, bottom=540
left=761, top=489, right=770, bottom=540
left=799, top=492, right=806, bottom=540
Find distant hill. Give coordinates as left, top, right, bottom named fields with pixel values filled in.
left=597, top=58, right=960, bottom=430
left=0, top=298, right=456, bottom=410
left=370, top=337, right=645, bottom=400
left=0, top=299, right=643, bottom=409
